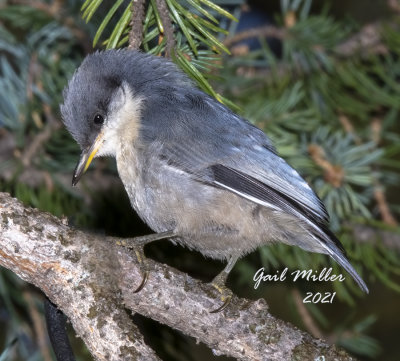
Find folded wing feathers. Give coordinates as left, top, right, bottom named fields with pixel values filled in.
left=209, top=164, right=368, bottom=293
left=210, top=164, right=338, bottom=247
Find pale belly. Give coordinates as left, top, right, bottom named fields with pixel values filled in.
left=116, top=151, right=312, bottom=260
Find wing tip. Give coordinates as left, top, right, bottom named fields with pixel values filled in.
left=323, top=239, right=369, bottom=294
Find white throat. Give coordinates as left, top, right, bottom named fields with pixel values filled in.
left=96, top=81, right=143, bottom=158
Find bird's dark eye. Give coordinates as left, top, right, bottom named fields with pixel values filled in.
left=93, top=114, right=104, bottom=125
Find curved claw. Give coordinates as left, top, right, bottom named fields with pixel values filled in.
left=209, top=295, right=232, bottom=313
left=133, top=270, right=149, bottom=293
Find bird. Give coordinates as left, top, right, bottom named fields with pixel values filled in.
left=61, top=49, right=368, bottom=312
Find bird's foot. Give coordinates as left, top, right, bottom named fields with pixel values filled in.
left=116, top=231, right=176, bottom=293
left=117, top=240, right=150, bottom=292
left=132, top=247, right=150, bottom=293
left=209, top=271, right=233, bottom=313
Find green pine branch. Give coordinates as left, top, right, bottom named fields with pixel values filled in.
left=80, top=0, right=237, bottom=105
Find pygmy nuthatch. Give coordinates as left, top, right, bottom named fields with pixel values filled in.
left=61, top=50, right=368, bottom=312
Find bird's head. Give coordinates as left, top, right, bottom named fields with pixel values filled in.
left=62, top=63, right=126, bottom=185
left=61, top=50, right=188, bottom=186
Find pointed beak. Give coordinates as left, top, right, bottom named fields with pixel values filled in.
left=72, top=131, right=104, bottom=186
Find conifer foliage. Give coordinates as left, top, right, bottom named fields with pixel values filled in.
left=0, top=0, right=399, bottom=359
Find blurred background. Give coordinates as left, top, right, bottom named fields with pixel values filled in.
left=0, top=0, right=400, bottom=360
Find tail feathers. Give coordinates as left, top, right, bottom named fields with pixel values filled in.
left=321, top=236, right=369, bottom=294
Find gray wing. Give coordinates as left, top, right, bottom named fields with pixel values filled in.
left=141, top=90, right=329, bottom=228
left=163, top=138, right=340, bottom=250
left=141, top=91, right=369, bottom=293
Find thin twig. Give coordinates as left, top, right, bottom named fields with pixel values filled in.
left=155, top=0, right=176, bottom=56
left=370, top=117, right=383, bottom=144
left=128, top=0, right=147, bottom=50
left=291, top=289, right=324, bottom=339
left=20, top=52, right=62, bottom=168
left=336, top=113, right=397, bottom=226
left=334, top=23, right=388, bottom=57
left=388, top=0, right=400, bottom=14
left=308, top=144, right=345, bottom=188
left=20, top=104, right=61, bottom=167
left=21, top=122, right=60, bottom=167
left=26, top=53, right=38, bottom=103
left=224, top=25, right=287, bottom=48
left=22, top=291, right=53, bottom=361
left=224, top=22, right=388, bottom=59
left=226, top=22, right=392, bottom=83
left=374, top=185, right=398, bottom=226
left=368, top=114, right=398, bottom=227
left=339, top=114, right=361, bottom=145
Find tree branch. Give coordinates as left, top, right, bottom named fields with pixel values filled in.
left=155, top=0, right=176, bottom=57
left=224, top=25, right=286, bottom=48
left=334, top=23, right=388, bottom=58
left=226, top=22, right=391, bottom=81
left=0, top=192, right=357, bottom=360
left=0, top=192, right=159, bottom=361
left=224, top=22, right=388, bottom=58
left=128, top=0, right=147, bottom=50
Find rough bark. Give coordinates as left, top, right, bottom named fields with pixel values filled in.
left=0, top=192, right=356, bottom=361
left=0, top=192, right=159, bottom=361
left=128, top=0, right=147, bottom=50
left=155, top=0, right=176, bottom=56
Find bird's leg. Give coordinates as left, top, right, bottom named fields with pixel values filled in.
left=116, top=230, right=177, bottom=292
left=209, top=255, right=239, bottom=313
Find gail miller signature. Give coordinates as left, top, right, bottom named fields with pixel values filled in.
left=253, top=267, right=345, bottom=303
